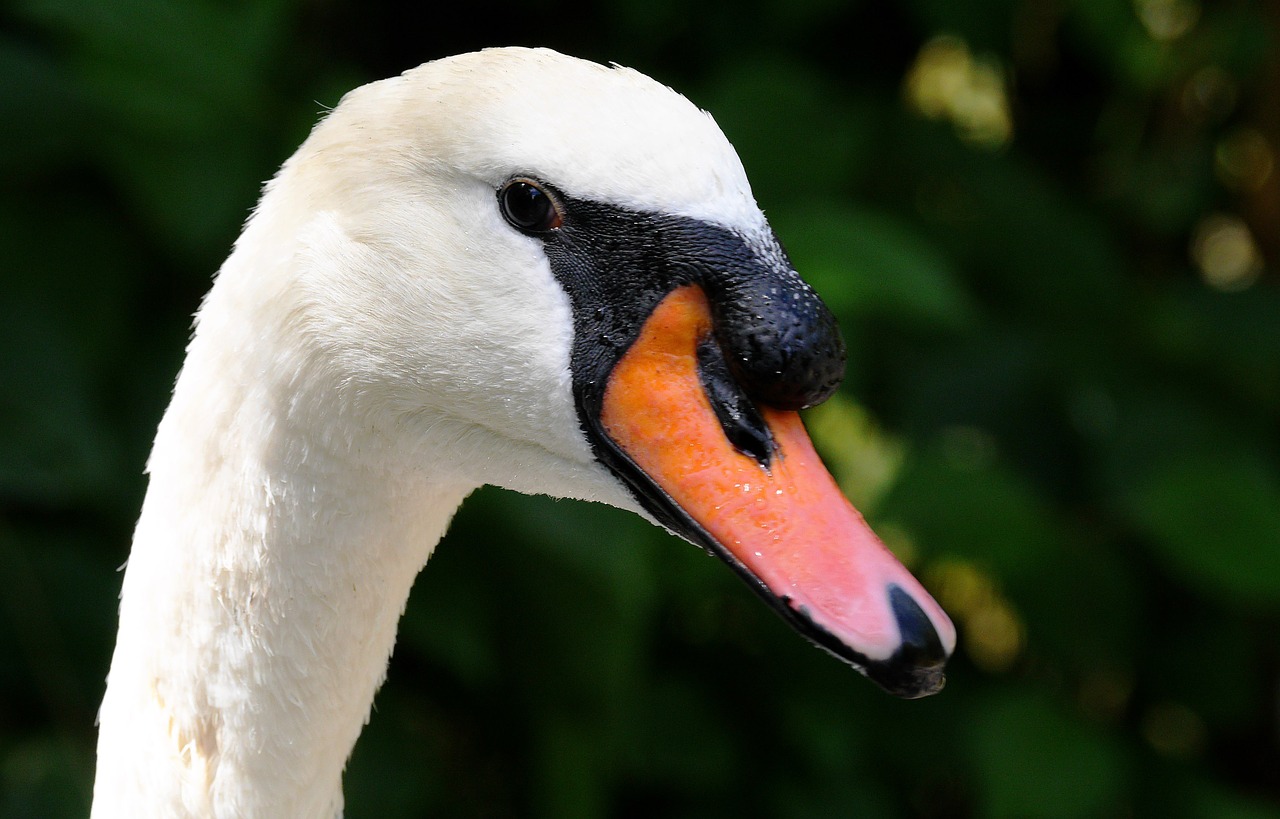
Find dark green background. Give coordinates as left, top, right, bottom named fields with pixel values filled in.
left=2, top=0, right=1278, bottom=816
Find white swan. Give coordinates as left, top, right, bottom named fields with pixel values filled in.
left=92, top=48, right=955, bottom=818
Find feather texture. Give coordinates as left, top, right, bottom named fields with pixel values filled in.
left=93, top=48, right=769, bottom=817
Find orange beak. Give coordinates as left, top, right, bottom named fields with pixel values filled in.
left=600, top=285, right=955, bottom=697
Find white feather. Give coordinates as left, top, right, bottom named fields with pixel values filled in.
left=92, top=48, right=766, bottom=818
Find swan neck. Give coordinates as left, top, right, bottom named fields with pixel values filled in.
left=92, top=328, right=470, bottom=818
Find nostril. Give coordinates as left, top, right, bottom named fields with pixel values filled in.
left=695, top=335, right=775, bottom=466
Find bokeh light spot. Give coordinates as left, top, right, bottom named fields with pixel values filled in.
left=905, top=36, right=1013, bottom=150
left=1135, top=0, right=1200, bottom=41
left=1190, top=213, right=1263, bottom=291
left=1181, top=65, right=1237, bottom=123
left=1142, top=701, right=1207, bottom=758
left=927, top=559, right=1025, bottom=674
left=1215, top=128, right=1274, bottom=192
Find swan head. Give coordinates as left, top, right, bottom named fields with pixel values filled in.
left=224, top=47, right=954, bottom=697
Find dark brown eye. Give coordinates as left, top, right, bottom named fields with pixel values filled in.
left=499, top=178, right=563, bottom=233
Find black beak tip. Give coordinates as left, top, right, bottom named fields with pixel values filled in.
left=864, top=585, right=951, bottom=699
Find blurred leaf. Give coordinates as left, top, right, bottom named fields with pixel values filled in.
left=905, top=0, right=1011, bottom=52
left=0, top=525, right=120, bottom=717
left=698, top=59, right=874, bottom=203
left=617, top=675, right=738, bottom=793
left=1095, top=139, right=1215, bottom=235
left=895, top=123, right=1129, bottom=320
left=1090, top=381, right=1269, bottom=506
left=1190, top=781, right=1280, bottom=819
left=14, top=0, right=289, bottom=115
left=396, top=544, right=500, bottom=687
left=11, top=0, right=296, bottom=260
left=1138, top=768, right=1280, bottom=819
left=968, top=691, right=1128, bottom=818
left=1125, top=456, right=1280, bottom=607
left=529, top=716, right=609, bottom=819
left=879, top=431, right=1061, bottom=577
left=0, top=37, right=94, bottom=176
left=343, top=687, right=453, bottom=819
left=0, top=201, right=132, bottom=506
left=0, top=736, right=93, bottom=819
left=772, top=774, right=896, bottom=819
left=1148, top=613, right=1261, bottom=730
left=99, top=130, right=274, bottom=264
left=1017, top=543, right=1141, bottom=674
left=1144, top=285, right=1280, bottom=412
left=775, top=203, right=977, bottom=332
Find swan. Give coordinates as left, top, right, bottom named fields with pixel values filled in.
left=92, top=47, right=956, bottom=818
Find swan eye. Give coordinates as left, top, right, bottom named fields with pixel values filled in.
left=499, top=178, right=564, bottom=233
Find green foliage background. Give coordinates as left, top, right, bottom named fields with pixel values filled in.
left=2, top=0, right=1278, bottom=816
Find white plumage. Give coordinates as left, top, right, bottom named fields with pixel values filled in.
left=93, top=47, right=953, bottom=818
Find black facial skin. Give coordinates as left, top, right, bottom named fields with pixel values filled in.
left=497, top=178, right=947, bottom=698
left=533, top=195, right=845, bottom=421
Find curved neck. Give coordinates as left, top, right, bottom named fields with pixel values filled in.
left=92, top=318, right=472, bottom=818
